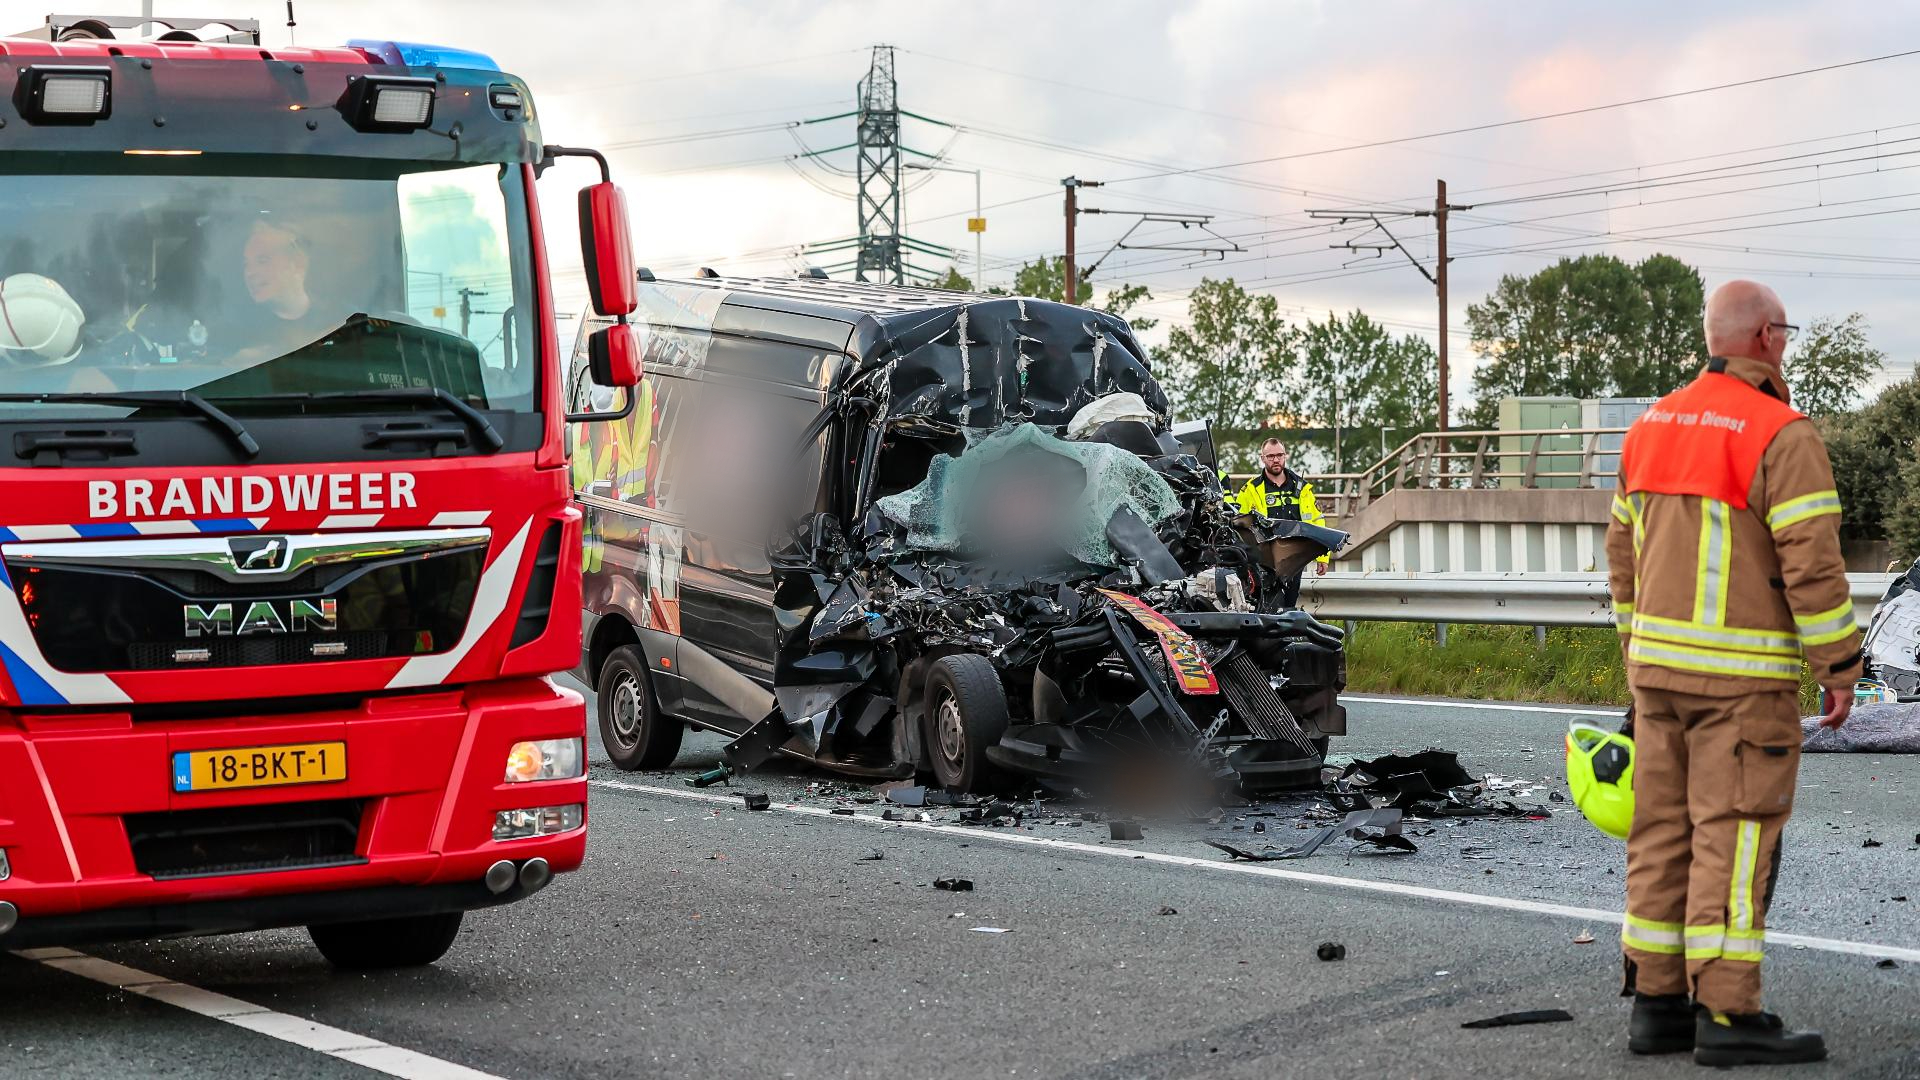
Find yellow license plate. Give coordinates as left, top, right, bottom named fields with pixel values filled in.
left=171, top=742, right=347, bottom=793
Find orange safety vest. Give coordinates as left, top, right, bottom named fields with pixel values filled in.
left=1620, top=360, right=1803, bottom=509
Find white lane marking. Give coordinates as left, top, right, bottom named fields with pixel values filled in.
left=1344, top=694, right=1622, bottom=717
left=13, top=947, right=506, bottom=1080
left=591, top=780, right=1920, bottom=965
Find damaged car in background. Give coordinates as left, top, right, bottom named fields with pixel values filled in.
left=568, top=275, right=1349, bottom=796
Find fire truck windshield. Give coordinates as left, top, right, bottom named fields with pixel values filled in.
left=0, top=156, right=537, bottom=421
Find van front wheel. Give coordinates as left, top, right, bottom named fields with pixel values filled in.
left=597, top=645, right=684, bottom=770
left=923, top=654, right=1011, bottom=794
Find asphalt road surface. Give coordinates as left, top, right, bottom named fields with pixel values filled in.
left=5, top=684, right=1916, bottom=1079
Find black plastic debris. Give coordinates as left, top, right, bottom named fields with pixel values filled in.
left=1316, top=942, right=1346, bottom=961
left=886, top=785, right=929, bottom=807
left=741, top=792, right=770, bottom=811
left=1207, top=808, right=1415, bottom=860
left=859, top=850, right=885, bottom=862
left=1876, top=958, right=1898, bottom=969
left=1461, top=1010, right=1574, bottom=1029
left=1156, top=905, right=1179, bottom=916
left=831, top=807, right=856, bottom=816
left=1864, top=837, right=1883, bottom=848
left=687, top=765, right=732, bottom=788
left=934, top=877, right=974, bottom=892
left=1110, top=821, right=1144, bottom=841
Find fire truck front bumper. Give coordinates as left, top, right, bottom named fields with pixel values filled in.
left=0, top=677, right=587, bottom=949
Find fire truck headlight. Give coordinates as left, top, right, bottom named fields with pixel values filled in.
left=21, top=67, right=112, bottom=123
left=503, top=738, right=583, bottom=783
left=492, top=804, right=583, bottom=841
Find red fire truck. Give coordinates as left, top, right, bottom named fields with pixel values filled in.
left=0, top=15, right=642, bottom=967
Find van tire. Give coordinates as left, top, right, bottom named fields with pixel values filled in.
left=923, top=654, right=1011, bottom=794
left=309, top=911, right=462, bottom=969
left=598, top=645, right=683, bottom=770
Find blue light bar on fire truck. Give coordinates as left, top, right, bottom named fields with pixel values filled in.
left=13, top=65, right=112, bottom=124
left=347, top=39, right=501, bottom=71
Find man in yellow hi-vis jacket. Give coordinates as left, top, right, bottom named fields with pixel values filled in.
left=1231, top=438, right=1329, bottom=607
left=1605, top=280, right=1859, bottom=1067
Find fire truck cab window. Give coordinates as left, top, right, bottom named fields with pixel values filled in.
left=0, top=157, right=537, bottom=418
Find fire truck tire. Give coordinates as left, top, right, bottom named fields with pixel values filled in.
left=923, top=654, right=1011, bottom=794
left=308, top=911, right=463, bottom=969
left=597, top=644, right=684, bottom=770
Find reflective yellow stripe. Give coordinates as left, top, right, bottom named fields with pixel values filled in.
left=1630, top=613, right=1799, bottom=656
left=1613, top=601, right=1634, bottom=635
left=1611, top=494, right=1635, bottom=525
left=1693, top=499, right=1732, bottom=626
left=1623, top=913, right=1685, bottom=952
left=1768, top=489, right=1842, bottom=532
left=1724, top=926, right=1766, bottom=963
left=1795, top=601, right=1858, bottom=647
left=1628, top=639, right=1802, bottom=680
left=1730, top=820, right=1761, bottom=931
left=1630, top=493, right=1646, bottom=557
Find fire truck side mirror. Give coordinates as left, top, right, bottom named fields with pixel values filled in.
left=565, top=324, right=640, bottom=425
left=589, top=323, right=640, bottom=388
left=578, top=182, right=637, bottom=318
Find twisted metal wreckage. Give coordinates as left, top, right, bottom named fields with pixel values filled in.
left=711, top=294, right=1353, bottom=796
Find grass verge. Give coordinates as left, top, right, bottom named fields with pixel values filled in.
left=1341, top=621, right=1821, bottom=713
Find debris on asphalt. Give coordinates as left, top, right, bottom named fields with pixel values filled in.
left=1461, top=1010, right=1574, bottom=1029
left=1110, top=821, right=1144, bottom=841
left=1876, top=958, right=1898, bottom=969
left=741, top=792, right=771, bottom=811
left=970, top=926, right=1013, bottom=934
left=831, top=807, right=855, bottom=816
left=1573, top=930, right=1595, bottom=944
left=1331, top=749, right=1552, bottom=818
left=934, top=877, right=974, bottom=892
left=1156, top=905, right=1178, bottom=916
left=859, top=850, right=885, bottom=862
left=1316, top=942, right=1346, bottom=961
left=1864, top=837, right=1883, bottom=847
left=1206, top=808, right=1415, bottom=861
left=687, top=765, right=733, bottom=788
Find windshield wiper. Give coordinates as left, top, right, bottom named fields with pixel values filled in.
left=221, top=388, right=505, bottom=453
left=0, top=390, right=260, bottom=457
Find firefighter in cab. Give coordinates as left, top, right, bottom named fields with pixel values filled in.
left=1230, top=437, right=1329, bottom=605
left=1605, top=280, right=1859, bottom=1067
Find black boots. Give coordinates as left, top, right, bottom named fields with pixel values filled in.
left=1693, top=1010, right=1827, bottom=1067
left=1628, top=993, right=1695, bottom=1055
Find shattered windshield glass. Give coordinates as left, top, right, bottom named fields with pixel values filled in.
left=0, top=155, right=536, bottom=417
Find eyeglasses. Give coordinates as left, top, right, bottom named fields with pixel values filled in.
left=1766, top=321, right=1799, bottom=343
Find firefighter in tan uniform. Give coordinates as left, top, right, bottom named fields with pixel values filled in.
left=1605, top=280, right=1859, bottom=1067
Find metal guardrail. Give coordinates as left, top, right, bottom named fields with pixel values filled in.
left=1301, top=572, right=1897, bottom=630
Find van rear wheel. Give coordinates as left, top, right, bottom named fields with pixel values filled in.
left=598, top=645, right=684, bottom=770
left=923, top=654, right=1011, bottom=794
left=309, top=911, right=462, bottom=969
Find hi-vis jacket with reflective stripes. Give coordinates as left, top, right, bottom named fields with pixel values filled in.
left=1605, top=355, right=1862, bottom=696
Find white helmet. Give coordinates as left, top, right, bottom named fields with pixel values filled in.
left=0, top=273, right=85, bottom=366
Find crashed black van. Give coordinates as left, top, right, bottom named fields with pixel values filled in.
left=568, top=274, right=1349, bottom=795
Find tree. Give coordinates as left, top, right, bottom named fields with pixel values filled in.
left=1784, top=312, right=1884, bottom=417
left=1465, top=254, right=1707, bottom=425
left=1294, top=311, right=1438, bottom=471
left=1153, top=278, right=1296, bottom=470
left=1819, top=373, right=1920, bottom=557
left=934, top=266, right=975, bottom=292
left=992, top=257, right=1156, bottom=330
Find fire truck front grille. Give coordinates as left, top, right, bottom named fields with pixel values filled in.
left=128, top=631, right=395, bottom=670
left=126, top=799, right=366, bottom=880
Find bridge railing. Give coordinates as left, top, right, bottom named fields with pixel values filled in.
left=1225, top=427, right=1631, bottom=523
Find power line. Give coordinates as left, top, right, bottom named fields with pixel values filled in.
left=1098, top=48, right=1920, bottom=187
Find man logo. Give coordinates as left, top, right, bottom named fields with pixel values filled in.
left=184, top=598, right=338, bottom=637
left=230, top=535, right=289, bottom=573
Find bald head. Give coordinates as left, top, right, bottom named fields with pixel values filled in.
left=1704, top=280, right=1788, bottom=366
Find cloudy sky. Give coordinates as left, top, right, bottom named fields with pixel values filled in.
left=77, top=0, right=1920, bottom=403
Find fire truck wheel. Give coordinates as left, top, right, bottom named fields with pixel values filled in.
left=597, top=644, right=684, bottom=770
left=308, top=911, right=463, bottom=969
left=923, top=654, right=1011, bottom=794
